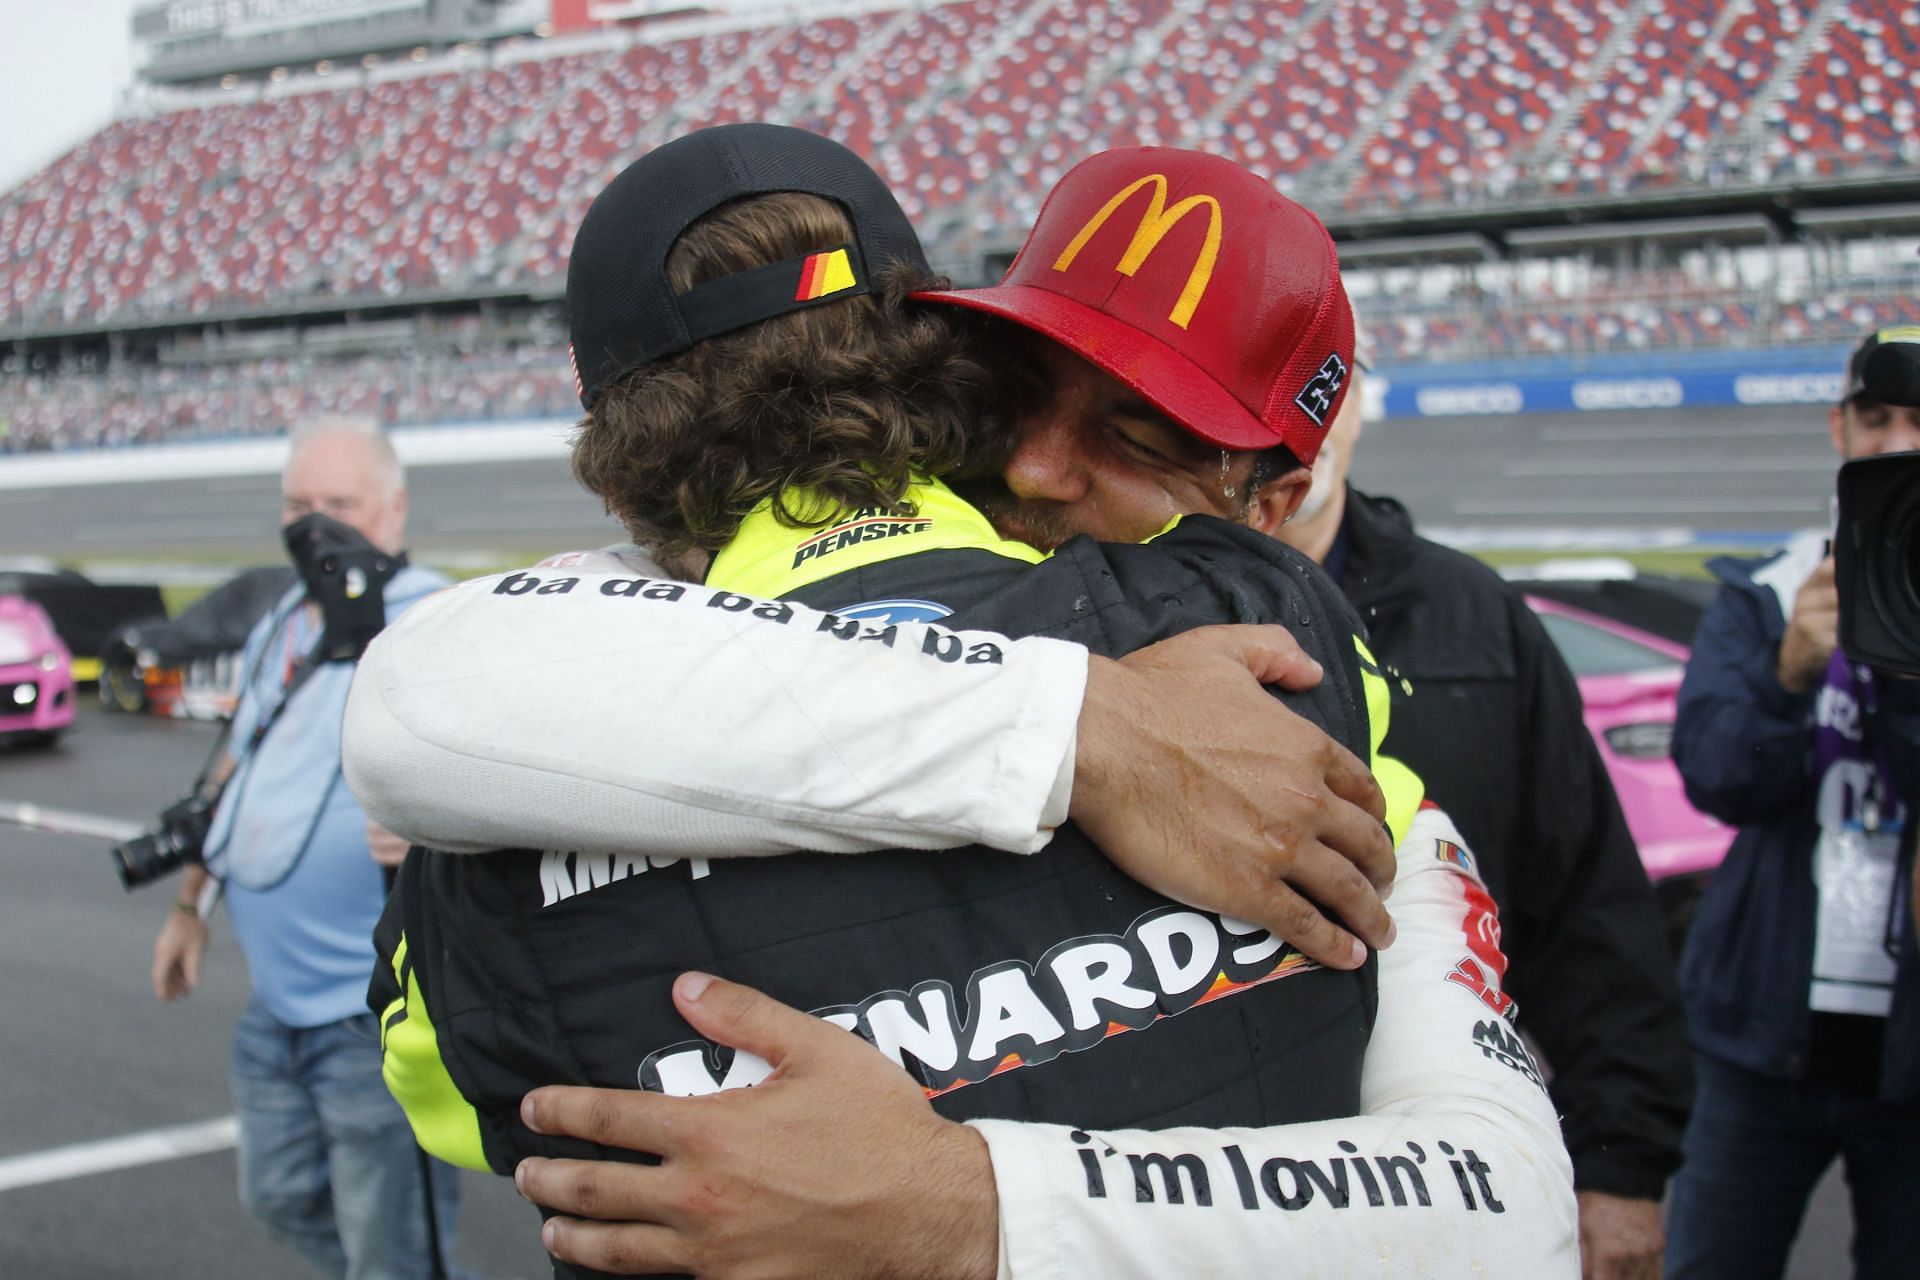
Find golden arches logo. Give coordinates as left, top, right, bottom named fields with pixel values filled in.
left=1051, top=174, right=1223, bottom=329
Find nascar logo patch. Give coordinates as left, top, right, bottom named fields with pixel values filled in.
left=1434, top=838, right=1478, bottom=880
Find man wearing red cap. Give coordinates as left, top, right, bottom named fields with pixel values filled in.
left=927, top=152, right=1355, bottom=459
left=349, top=139, right=1576, bottom=1276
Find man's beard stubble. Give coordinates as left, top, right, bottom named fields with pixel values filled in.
left=955, top=474, right=1082, bottom=553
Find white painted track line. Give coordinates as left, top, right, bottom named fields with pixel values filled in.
left=0, top=420, right=573, bottom=491
left=0, top=1117, right=238, bottom=1193
left=0, top=800, right=146, bottom=843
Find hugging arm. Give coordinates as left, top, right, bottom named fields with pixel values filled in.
left=343, top=559, right=1395, bottom=962
left=970, top=806, right=1576, bottom=1278
left=344, top=556, right=1086, bottom=858
left=516, top=808, right=1577, bottom=1278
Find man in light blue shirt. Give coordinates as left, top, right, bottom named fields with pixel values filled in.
left=151, top=415, right=455, bottom=1280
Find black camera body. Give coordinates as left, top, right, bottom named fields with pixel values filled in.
left=1837, top=451, right=1920, bottom=676
left=112, top=793, right=217, bottom=889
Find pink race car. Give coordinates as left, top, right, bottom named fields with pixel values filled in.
left=0, top=595, right=77, bottom=746
left=1526, top=594, right=1733, bottom=949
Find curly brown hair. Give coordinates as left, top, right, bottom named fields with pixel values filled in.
left=571, top=192, right=1031, bottom=564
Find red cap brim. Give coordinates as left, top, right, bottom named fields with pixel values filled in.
left=914, top=283, right=1286, bottom=452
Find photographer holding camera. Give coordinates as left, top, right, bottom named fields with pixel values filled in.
left=1664, top=329, right=1920, bottom=1279
left=146, top=415, right=456, bottom=1279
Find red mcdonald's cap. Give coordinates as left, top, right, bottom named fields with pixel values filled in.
left=917, top=147, right=1354, bottom=463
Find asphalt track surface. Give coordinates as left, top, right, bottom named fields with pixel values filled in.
left=1352, top=402, right=1836, bottom=540
left=0, top=704, right=550, bottom=1280
left=0, top=403, right=1840, bottom=566
left=1, top=704, right=1855, bottom=1278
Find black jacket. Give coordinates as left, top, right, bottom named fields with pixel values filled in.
left=1672, top=546, right=1919, bottom=1103
left=1337, top=487, right=1691, bottom=1199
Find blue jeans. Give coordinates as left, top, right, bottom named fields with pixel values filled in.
left=230, top=998, right=461, bottom=1280
left=1665, top=1051, right=1920, bottom=1280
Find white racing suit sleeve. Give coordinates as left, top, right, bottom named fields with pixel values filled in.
left=969, top=806, right=1579, bottom=1280
left=343, top=554, right=1085, bottom=857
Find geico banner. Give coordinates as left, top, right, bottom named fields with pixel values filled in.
left=1382, top=364, right=1847, bottom=419
left=135, top=0, right=427, bottom=42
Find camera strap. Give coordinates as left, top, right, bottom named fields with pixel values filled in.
left=197, top=595, right=330, bottom=889
left=179, top=591, right=309, bottom=805
left=243, top=650, right=328, bottom=758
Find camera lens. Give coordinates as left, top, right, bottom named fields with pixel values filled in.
left=1836, top=452, right=1920, bottom=674
left=1894, top=494, right=1920, bottom=615
left=1903, top=504, right=1920, bottom=611
left=111, top=797, right=210, bottom=890
left=113, top=832, right=184, bottom=890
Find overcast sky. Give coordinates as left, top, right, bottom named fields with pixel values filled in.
left=0, top=0, right=142, bottom=193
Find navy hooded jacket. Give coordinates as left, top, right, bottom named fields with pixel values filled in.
left=1671, top=539, right=1919, bottom=1103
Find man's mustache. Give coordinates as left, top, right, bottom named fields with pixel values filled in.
left=958, top=476, right=1080, bottom=552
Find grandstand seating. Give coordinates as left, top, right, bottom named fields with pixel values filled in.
left=1356, top=291, right=1920, bottom=363
left=1073, top=2, right=1308, bottom=155
left=1358, top=298, right=1749, bottom=363
left=1357, top=0, right=1634, bottom=202
left=806, top=0, right=1009, bottom=168
left=1639, top=0, right=1812, bottom=180
left=0, top=346, right=575, bottom=454
left=8, top=0, right=1913, bottom=333
left=1220, top=0, right=1467, bottom=186
left=1552, top=0, right=1728, bottom=191
left=1767, top=0, right=1920, bottom=175
left=1775, top=292, right=1920, bottom=343
left=976, top=0, right=1316, bottom=231
left=10, top=286, right=1919, bottom=453
left=3, top=0, right=1915, bottom=450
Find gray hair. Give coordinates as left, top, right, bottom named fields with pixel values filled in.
left=288, top=414, right=404, bottom=496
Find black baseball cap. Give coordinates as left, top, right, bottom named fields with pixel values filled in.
left=1843, top=324, right=1920, bottom=408
left=565, top=123, right=931, bottom=409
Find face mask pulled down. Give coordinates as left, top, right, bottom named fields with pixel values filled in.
left=281, top=512, right=407, bottom=662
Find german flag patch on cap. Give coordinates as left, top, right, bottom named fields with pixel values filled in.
left=795, top=248, right=858, bottom=301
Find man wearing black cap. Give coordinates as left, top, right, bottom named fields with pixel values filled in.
left=352, top=125, right=1576, bottom=1277
left=1663, top=327, right=1920, bottom=1278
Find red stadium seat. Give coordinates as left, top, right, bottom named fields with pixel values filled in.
left=1766, top=0, right=1920, bottom=177
left=1357, top=0, right=1635, bottom=205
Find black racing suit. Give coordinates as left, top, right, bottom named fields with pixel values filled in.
left=371, top=483, right=1409, bottom=1273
